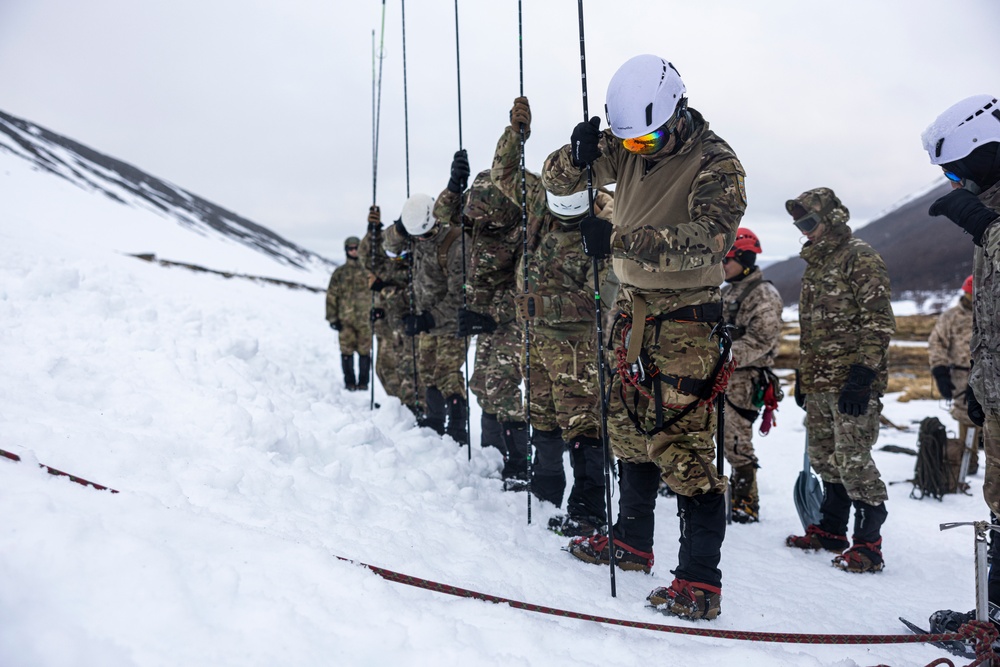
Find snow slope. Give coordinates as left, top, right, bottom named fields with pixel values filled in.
left=0, top=143, right=988, bottom=667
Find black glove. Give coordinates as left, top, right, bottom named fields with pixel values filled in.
left=371, top=307, right=386, bottom=323
left=580, top=215, right=612, bottom=258
left=447, top=149, right=470, bottom=194
left=393, top=217, right=409, bottom=239
left=456, top=308, right=498, bottom=336
left=929, top=188, right=998, bottom=246
left=368, top=205, right=382, bottom=233
left=329, top=320, right=341, bottom=332
left=931, top=365, right=955, bottom=400
left=837, top=364, right=877, bottom=417
left=370, top=278, right=387, bottom=292
left=967, top=386, right=986, bottom=427
left=571, top=117, right=602, bottom=168
left=794, top=370, right=806, bottom=409
left=403, top=311, right=435, bottom=336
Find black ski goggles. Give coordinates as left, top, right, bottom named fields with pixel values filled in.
left=792, top=211, right=823, bottom=234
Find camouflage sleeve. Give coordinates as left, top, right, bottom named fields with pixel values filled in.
left=325, top=270, right=340, bottom=322
left=429, top=231, right=471, bottom=330
left=732, top=282, right=784, bottom=368
left=359, top=229, right=384, bottom=275
left=434, top=188, right=463, bottom=227
left=847, top=248, right=895, bottom=371
left=491, top=126, right=548, bottom=251
left=927, top=313, right=951, bottom=369
left=468, top=229, right=518, bottom=323
left=544, top=258, right=608, bottom=324
left=615, top=157, right=745, bottom=271
left=539, top=129, right=619, bottom=196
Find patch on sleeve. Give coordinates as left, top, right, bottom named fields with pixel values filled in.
left=735, top=174, right=747, bottom=206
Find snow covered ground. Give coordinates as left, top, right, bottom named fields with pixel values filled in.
left=0, top=148, right=989, bottom=667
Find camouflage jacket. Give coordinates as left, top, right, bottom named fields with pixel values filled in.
left=492, top=126, right=609, bottom=341
left=721, top=268, right=784, bottom=370
left=540, top=109, right=745, bottom=302
left=969, top=180, right=1000, bottom=410
left=361, top=227, right=414, bottom=325
left=798, top=223, right=895, bottom=394
left=384, top=220, right=469, bottom=336
left=434, top=175, right=521, bottom=325
left=325, top=257, right=371, bottom=327
left=928, top=295, right=973, bottom=371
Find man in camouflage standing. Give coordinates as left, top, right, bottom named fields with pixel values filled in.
left=785, top=187, right=894, bottom=574
left=720, top=228, right=784, bottom=524
left=325, top=235, right=372, bottom=392
left=542, top=55, right=745, bottom=619
left=435, top=157, right=530, bottom=486
left=361, top=206, right=419, bottom=415
left=492, top=96, right=612, bottom=535
left=928, top=275, right=978, bottom=473
left=385, top=193, right=471, bottom=445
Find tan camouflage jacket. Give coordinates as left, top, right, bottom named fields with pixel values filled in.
left=325, top=257, right=372, bottom=330
left=929, top=296, right=973, bottom=371
left=722, top=268, right=784, bottom=370
left=434, top=174, right=521, bottom=325
left=798, top=223, right=895, bottom=394
left=969, top=180, right=1000, bottom=411
left=384, top=220, right=470, bottom=336
left=540, top=109, right=745, bottom=301
left=492, top=126, right=609, bottom=341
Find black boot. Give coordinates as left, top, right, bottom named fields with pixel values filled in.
left=730, top=464, right=759, bottom=524
left=417, top=387, right=446, bottom=435
left=341, top=354, right=357, bottom=391
left=445, top=394, right=469, bottom=446
left=500, top=421, right=529, bottom=490
left=357, top=354, right=371, bottom=391
left=675, top=492, right=726, bottom=588
left=990, top=512, right=1000, bottom=604
left=565, top=435, right=607, bottom=526
left=531, top=427, right=566, bottom=507
left=613, top=461, right=661, bottom=553
left=833, top=500, right=887, bottom=573
left=481, top=413, right=505, bottom=453
left=818, top=481, right=853, bottom=537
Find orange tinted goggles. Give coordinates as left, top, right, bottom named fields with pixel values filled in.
left=621, top=127, right=669, bottom=155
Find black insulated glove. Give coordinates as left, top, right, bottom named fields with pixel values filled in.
left=329, top=320, right=341, bottom=332
left=371, top=307, right=386, bottom=323
left=931, top=365, right=955, bottom=400
left=794, top=370, right=806, bottom=409
left=447, top=149, right=471, bottom=194
left=967, top=386, right=986, bottom=427
left=580, top=215, right=612, bottom=258
left=456, top=308, right=498, bottom=336
left=929, top=188, right=998, bottom=246
left=370, top=278, right=387, bottom=292
left=571, top=117, right=602, bottom=168
left=837, top=364, right=877, bottom=417
left=403, top=311, right=435, bottom=336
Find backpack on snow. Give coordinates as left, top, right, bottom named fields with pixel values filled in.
left=910, top=416, right=967, bottom=500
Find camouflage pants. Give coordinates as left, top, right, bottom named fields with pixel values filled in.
left=524, top=330, right=601, bottom=441
left=469, top=322, right=524, bottom=422
left=417, top=332, right=467, bottom=400
left=723, top=370, right=759, bottom=469
left=983, top=412, right=1000, bottom=517
left=606, top=291, right=726, bottom=498
left=375, top=329, right=417, bottom=409
left=805, top=392, right=887, bottom=505
left=338, top=320, right=372, bottom=356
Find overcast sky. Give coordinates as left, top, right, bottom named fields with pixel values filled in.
left=2, top=0, right=998, bottom=264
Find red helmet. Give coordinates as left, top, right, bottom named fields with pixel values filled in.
left=726, top=228, right=762, bottom=259
left=962, top=274, right=974, bottom=295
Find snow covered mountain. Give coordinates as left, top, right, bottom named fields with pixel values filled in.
left=0, top=110, right=990, bottom=667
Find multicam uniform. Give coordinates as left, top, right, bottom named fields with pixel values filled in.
left=929, top=295, right=976, bottom=434
left=542, top=108, right=745, bottom=588
left=721, top=267, right=783, bottom=518
left=969, top=182, right=1000, bottom=516
left=325, top=254, right=373, bottom=356
left=493, top=125, right=610, bottom=524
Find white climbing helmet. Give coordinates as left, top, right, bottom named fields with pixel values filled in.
left=605, top=54, right=686, bottom=140
left=400, top=193, right=436, bottom=236
left=922, top=95, right=1000, bottom=165
left=545, top=189, right=590, bottom=219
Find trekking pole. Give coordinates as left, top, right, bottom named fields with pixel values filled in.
left=576, top=0, right=616, bottom=597
left=369, top=9, right=387, bottom=411
left=940, top=521, right=1000, bottom=624
left=454, top=0, right=471, bottom=460
left=401, top=0, right=420, bottom=415
left=517, top=0, right=533, bottom=525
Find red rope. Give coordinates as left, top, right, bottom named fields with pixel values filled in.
left=336, top=554, right=998, bottom=665
left=0, top=447, right=118, bottom=493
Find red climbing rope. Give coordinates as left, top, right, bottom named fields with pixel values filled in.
left=0, top=447, right=118, bottom=493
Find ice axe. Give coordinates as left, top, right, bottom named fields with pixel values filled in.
left=794, top=432, right=824, bottom=531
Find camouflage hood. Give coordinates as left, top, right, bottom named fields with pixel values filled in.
left=785, top=187, right=850, bottom=227
left=464, top=170, right=521, bottom=232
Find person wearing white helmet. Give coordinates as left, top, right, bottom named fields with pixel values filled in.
left=542, top=54, right=747, bottom=620
left=384, top=192, right=471, bottom=444
left=922, top=95, right=1000, bottom=640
